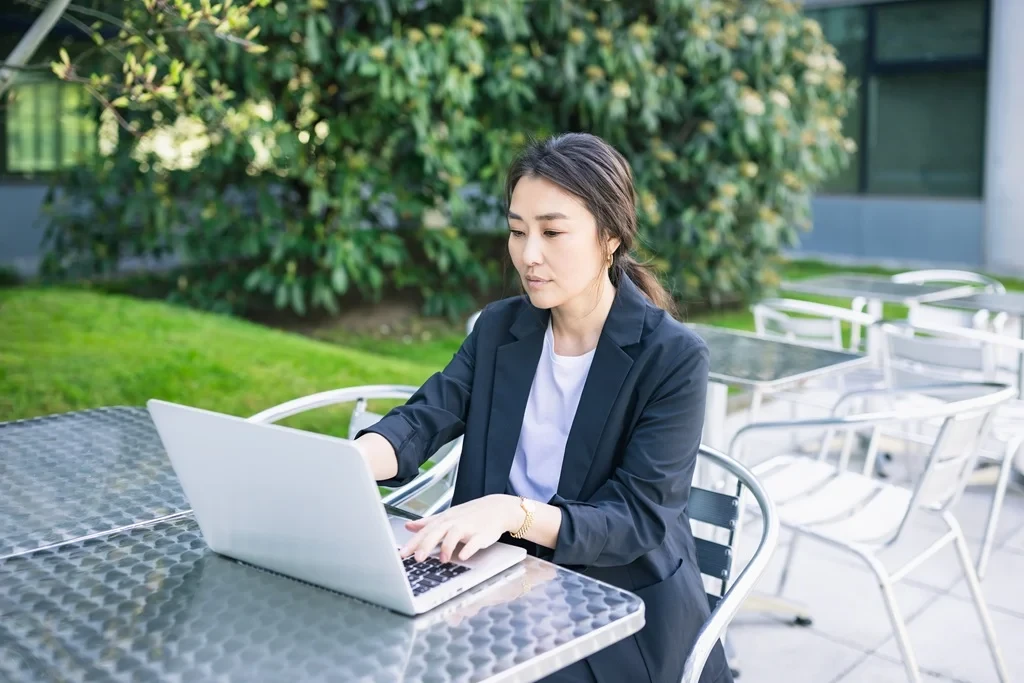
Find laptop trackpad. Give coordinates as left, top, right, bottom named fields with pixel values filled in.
left=388, top=516, right=415, bottom=546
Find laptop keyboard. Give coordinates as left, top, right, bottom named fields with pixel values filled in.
left=402, top=555, right=471, bottom=596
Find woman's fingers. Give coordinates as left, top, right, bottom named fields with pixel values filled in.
left=458, top=534, right=486, bottom=561
left=439, top=526, right=466, bottom=563
left=412, top=520, right=453, bottom=562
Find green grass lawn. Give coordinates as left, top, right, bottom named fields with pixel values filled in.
left=3, top=258, right=1022, bottom=425
left=0, top=288, right=441, bottom=433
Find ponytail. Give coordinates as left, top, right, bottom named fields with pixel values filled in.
left=613, top=252, right=678, bottom=317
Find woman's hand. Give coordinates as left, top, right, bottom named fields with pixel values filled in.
left=400, top=494, right=522, bottom=563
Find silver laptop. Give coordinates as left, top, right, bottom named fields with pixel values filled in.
left=146, top=399, right=526, bottom=616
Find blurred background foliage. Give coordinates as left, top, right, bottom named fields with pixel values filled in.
left=37, top=0, right=856, bottom=318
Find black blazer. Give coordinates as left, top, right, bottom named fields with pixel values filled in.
left=361, top=275, right=731, bottom=683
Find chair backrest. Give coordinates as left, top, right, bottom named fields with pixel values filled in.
left=751, top=297, right=875, bottom=352
left=892, top=269, right=1005, bottom=332
left=247, top=385, right=463, bottom=515
left=908, top=406, right=995, bottom=516
left=683, top=446, right=779, bottom=683
left=891, top=268, right=1006, bottom=294
left=881, top=322, right=996, bottom=389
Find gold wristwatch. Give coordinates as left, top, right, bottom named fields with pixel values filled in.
left=511, top=496, right=536, bottom=539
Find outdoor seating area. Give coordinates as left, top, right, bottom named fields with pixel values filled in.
left=3, top=267, right=1024, bottom=682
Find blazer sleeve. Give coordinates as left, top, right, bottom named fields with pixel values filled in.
left=547, top=337, right=710, bottom=568
left=355, top=316, right=479, bottom=487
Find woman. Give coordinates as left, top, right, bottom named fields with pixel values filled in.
left=355, top=133, right=730, bottom=683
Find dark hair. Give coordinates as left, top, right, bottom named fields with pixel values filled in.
left=503, top=132, right=677, bottom=316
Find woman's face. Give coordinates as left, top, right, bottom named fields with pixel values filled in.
left=507, top=175, right=619, bottom=311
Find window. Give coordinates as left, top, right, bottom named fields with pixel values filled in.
left=806, top=0, right=989, bottom=199
left=2, top=77, right=98, bottom=176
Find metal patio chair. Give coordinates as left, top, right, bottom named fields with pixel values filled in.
left=731, top=381, right=1016, bottom=683
left=247, top=385, right=464, bottom=516
left=891, top=269, right=1006, bottom=332
left=684, top=445, right=779, bottom=683
left=879, top=321, right=1024, bottom=578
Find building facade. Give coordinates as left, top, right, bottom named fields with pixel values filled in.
left=799, top=0, right=1023, bottom=275
left=1, top=0, right=1022, bottom=276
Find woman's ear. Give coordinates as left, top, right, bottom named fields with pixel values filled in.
left=606, top=236, right=622, bottom=259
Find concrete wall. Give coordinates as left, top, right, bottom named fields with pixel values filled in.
left=797, top=195, right=987, bottom=270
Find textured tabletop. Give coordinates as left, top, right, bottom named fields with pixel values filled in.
left=0, top=516, right=644, bottom=683
left=693, top=324, right=869, bottom=388
left=0, top=407, right=189, bottom=559
left=781, top=274, right=974, bottom=303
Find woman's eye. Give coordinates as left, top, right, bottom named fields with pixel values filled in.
left=544, top=231, right=561, bottom=237
left=509, top=229, right=525, bottom=237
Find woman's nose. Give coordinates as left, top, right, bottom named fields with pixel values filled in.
left=521, top=235, right=544, bottom=265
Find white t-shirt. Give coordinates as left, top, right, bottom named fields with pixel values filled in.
left=508, top=321, right=596, bottom=502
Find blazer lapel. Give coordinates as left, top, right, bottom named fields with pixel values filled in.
left=555, top=341, right=633, bottom=501
left=556, top=276, right=649, bottom=502
left=483, top=302, right=547, bottom=496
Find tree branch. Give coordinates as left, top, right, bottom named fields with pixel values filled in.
left=0, top=0, right=73, bottom=98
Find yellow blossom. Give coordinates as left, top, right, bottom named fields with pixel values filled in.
left=655, top=65, right=667, bottom=78
left=368, top=45, right=387, bottom=61
left=569, top=28, right=586, bottom=45
left=629, top=22, right=650, bottom=41
left=764, top=20, right=784, bottom=38
left=804, top=71, right=823, bottom=86
left=426, top=23, right=444, bottom=38
left=510, top=65, right=527, bottom=79
left=803, top=18, right=823, bottom=38
left=709, top=199, right=727, bottom=213
left=720, top=183, right=739, bottom=199
left=738, top=15, right=757, bottom=35
left=699, top=120, right=717, bottom=135
left=675, top=64, right=688, bottom=77
left=596, top=28, right=613, bottom=45
left=731, top=69, right=748, bottom=83
left=740, top=161, right=759, bottom=178
left=467, top=62, right=484, bottom=77
left=844, top=138, right=858, bottom=153
left=779, top=74, right=796, bottom=94
left=759, top=206, right=779, bottom=223
left=805, top=53, right=827, bottom=71
left=769, top=90, right=790, bottom=108
left=801, top=130, right=816, bottom=146
left=585, top=65, right=605, bottom=81
left=690, top=23, right=712, bottom=41
left=512, top=44, right=527, bottom=56
left=739, top=89, right=766, bottom=116
left=586, top=11, right=598, bottom=22
left=611, top=80, right=632, bottom=99
left=470, top=19, right=486, bottom=36
left=407, top=28, right=425, bottom=44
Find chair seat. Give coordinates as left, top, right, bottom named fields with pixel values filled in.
left=752, top=454, right=912, bottom=547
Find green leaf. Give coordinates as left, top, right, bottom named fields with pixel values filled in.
left=305, top=13, right=322, bottom=64
left=331, top=265, right=349, bottom=292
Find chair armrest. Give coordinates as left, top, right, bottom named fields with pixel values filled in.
left=247, top=385, right=420, bottom=424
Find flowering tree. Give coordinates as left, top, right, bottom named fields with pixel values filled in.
left=38, top=0, right=856, bottom=316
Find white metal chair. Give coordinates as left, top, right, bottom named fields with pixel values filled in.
left=749, top=298, right=883, bottom=452
left=880, top=321, right=1024, bottom=578
left=684, top=445, right=779, bottom=683
left=891, top=269, right=1007, bottom=332
left=248, top=385, right=464, bottom=515
left=731, top=381, right=1016, bottom=683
